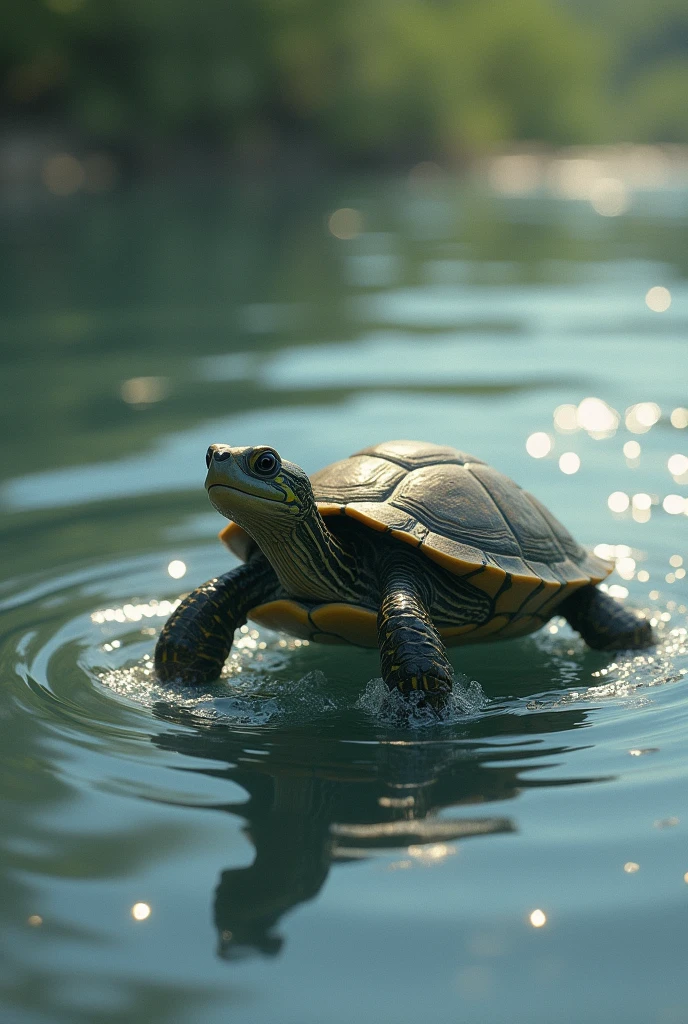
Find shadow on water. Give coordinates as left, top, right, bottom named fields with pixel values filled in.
left=149, top=687, right=607, bottom=962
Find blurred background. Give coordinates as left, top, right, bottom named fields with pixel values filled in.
left=3, top=0, right=688, bottom=187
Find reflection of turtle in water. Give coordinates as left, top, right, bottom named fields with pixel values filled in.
left=156, top=440, right=653, bottom=705
left=151, top=694, right=605, bottom=960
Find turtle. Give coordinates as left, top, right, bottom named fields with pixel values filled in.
left=155, top=439, right=654, bottom=706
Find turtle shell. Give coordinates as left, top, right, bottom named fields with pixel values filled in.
left=221, top=440, right=610, bottom=594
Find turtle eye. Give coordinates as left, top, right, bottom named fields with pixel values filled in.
left=252, top=450, right=280, bottom=477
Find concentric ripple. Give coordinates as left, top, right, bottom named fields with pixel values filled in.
left=2, top=550, right=688, bottom=746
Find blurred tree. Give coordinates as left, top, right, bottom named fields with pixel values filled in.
left=0, top=0, right=686, bottom=164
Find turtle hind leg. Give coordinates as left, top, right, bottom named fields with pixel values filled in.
left=559, top=584, right=654, bottom=651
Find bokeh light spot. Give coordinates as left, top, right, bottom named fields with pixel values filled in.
left=526, top=432, right=552, bottom=458
left=668, top=454, right=688, bottom=477
left=529, top=909, right=547, bottom=928
left=625, top=403, right=661, bottom=434
left=553, top=404, right=579, bottom=433
left=559, top=452, right=580, bottom=475
left=608, top=491, right=630, bottom=513
left=42, top=153, right=84, bottom=196
left=664, top=495, right=686, bottom=515
left=120, top=376, right=170, bottom=405
left=645, top=286, right=671, bottom=312
left=590, top=177, right=628, bottom=217
left=131, top=903, right=151, bottom=921
left=328, top=208, right=363, bottom=240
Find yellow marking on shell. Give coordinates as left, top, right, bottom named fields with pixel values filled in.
left=495, top=615, right=544, bottom=639
left=390, top=528, right=422, bottom=548
left=453, top=615, right=511, bottom=641
left=410, top=676, right=418, bottom=689
left=309, top=604, right=379, bottom=647
left=337, top=505, right=388, bottom=533
left=494, top=575, right=543, bottom=615
left=317, top=502, right=346, bottom=517
left=246, top=599, right=549, bottom=649
left=517, top=578, right=561, bottom=617
left=249, top=599, right=314, bottom=640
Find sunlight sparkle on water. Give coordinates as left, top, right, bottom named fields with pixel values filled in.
left=645, top=286, right=671, bottom=313
left=131, top=903, right=151, bottom=921
left=663, top=495, right=686, bottom=515
left=553, top=404, right=579, bottom=433
left=526, top=432, right=552, bottom=458
left=616, top=557, right=636, bottom=580
left=668, top=454, right=688, bottom=478
left=407, top=843, right=456, bottom=863
left=632, top=493, right=652, bottom=511
left=623, top=441, right=641, bottom=459
left=91, top=599, right=180, bottom=624
left=671, top=408, right=688, bottom=429
left=626, top=403, right=661, bottom=434
left=529, top=909, right=547, bottom=928
left=608, top=491, right=630, bottom=513
left=559, top=452, right=580, bottom=474
left=576, top=397, right=618, bottom=437
left=167, top=560, right=187, bottom=579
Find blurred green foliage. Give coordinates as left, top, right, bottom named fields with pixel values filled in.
left=2, top=0, right=688, bottom=159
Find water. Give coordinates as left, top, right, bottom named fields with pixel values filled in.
left=2, top=175, right=688, bottom=1023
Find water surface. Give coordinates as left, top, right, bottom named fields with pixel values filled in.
left=2, top=176, right=688, bottom=1023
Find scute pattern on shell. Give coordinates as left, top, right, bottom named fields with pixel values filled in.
left=310, top=440, right=611, bottom=588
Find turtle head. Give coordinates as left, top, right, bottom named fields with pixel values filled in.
left=204, top=444, right=313, bottom=527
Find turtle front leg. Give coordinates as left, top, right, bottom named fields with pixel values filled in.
left=559, top=584, right=654, bottom=651
left=155, top=552, right=280, bottom=684
left=377, top=551, right=454, bottom=708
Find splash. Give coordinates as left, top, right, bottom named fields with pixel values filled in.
left=527, top=624, right=688, bottom=709
left=99, top=655, right=336, bottom=727
left=356, top=675, right=487, bottom=727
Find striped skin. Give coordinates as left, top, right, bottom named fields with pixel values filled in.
left=377, top=551, right=454, bottom=706
left=560, top=585, right=653, bottom=650
left=155, top=553, right=279, bottom=684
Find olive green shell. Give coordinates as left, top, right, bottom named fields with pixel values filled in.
left=221, top=440, right=611, bottom=606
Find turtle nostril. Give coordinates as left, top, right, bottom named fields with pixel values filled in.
left=206, top=445, right=232, bottom=467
